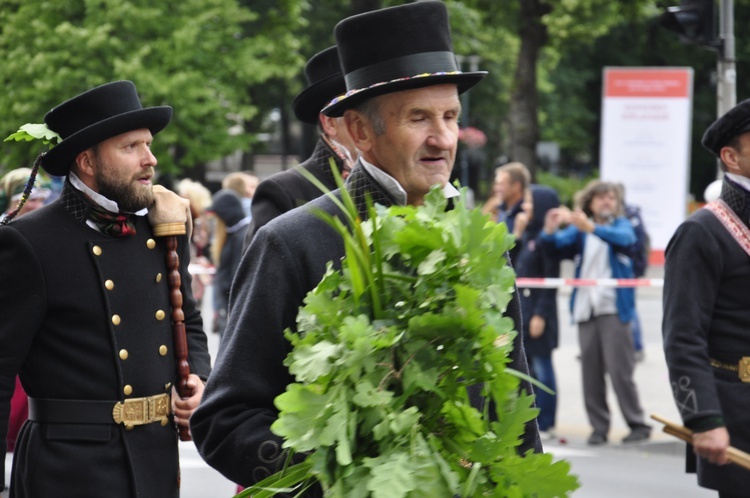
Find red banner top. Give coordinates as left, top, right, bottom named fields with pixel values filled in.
left=604, top=68, right=691, bottom=98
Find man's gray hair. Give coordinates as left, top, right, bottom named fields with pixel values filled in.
left=354, top=97, right=385, bottom=135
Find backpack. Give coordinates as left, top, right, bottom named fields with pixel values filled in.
left=625, top=204, right=650, bottom=278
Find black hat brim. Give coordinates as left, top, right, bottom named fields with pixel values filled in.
left=41, top=106, right=172, bottom=176
left=322, top=71, right=487, bottom=117
left=292, top=73, right=348, bottom=125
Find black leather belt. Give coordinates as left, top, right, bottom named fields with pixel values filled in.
left=29, top=394, right=171, bottom=427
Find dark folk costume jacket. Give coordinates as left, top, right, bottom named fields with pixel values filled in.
left=243, top=137, right=345, bottom=249
left=0, top=181, right=211, bottom=498
left=663, top=178, right=750, bottom=493
left=191, top=163, right=542, bottom=492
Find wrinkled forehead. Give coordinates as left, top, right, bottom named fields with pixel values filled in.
left=380, top=84, right=460, bottom=112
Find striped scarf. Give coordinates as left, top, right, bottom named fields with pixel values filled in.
left=87, top=202, right=137, bottom=237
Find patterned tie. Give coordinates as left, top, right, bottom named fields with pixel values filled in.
left=87, top=203, right=137, bottom=237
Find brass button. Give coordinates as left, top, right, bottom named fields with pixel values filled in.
left=155, top=310, right=166, bottom=321
left=112, top=314, right=121, bottom=326
left=165, top=382, right=172, bottom=390
left=92, top=246, right=102, bottom=256
left=146, top=239, right=156, bottom=249
left=119, top=349, right=129, bottom=360
left=123, top=385, right=133, bottom=396
left=159, top=345, right=168, bottom=356
left=155, top=273, right=162, bottom=283
left=125, top=425, right=134, bottom=431
left=105, top=279, right=115, bottom=290
left=161, top=419, right=169, bottom=426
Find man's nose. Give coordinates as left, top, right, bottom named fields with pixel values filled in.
left=427, top=120, right=457, bottom=150
left=142, top=146, right=157, bottom=167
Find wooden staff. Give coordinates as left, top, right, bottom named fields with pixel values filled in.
left=651, top=414, right=750, bottom=470
left=155, top=222, right=192, bottom=442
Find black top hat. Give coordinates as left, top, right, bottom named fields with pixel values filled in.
left=702, top=98, right=750, bottom=157
left=322, top=1, right=487, bottom=117
left=292, top=47, right=347, bottom=125
left=41, top=80, right=172, bottom=176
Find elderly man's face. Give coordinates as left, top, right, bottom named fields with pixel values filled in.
left=356, top=84, right=461, bottom=205
left=90, top=128, right=157, bottom=212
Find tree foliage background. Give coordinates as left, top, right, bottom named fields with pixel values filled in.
left=1, top=0, right=747, bottom=201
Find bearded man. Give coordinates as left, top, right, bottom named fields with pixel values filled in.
left=0, top=81, right=211, bottom=497
left=540, top=180, right=650, bottom=447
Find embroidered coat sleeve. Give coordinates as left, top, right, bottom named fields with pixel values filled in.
left=662, top=217, right=724, bottom=425
left=191, top=213, right=329, bottom=490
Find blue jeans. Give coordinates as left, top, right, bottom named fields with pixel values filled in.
left=631, top=311, right=643, bottom=352
left=528, top=354, right=557, bottom=431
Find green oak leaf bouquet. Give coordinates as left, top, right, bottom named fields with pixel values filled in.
left=239, top=176, right=579, bottom=498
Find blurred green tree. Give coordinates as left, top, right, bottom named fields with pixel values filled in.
left=0, top=0, right=305, bottom=175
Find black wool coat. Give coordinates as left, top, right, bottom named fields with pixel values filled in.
left=0, top=181, right=211, bottom=498
left=243, top=137, right=345, bottom=249
left=191, top=163, right=541, bottom=491
left=663, top=178, right=750, bottom=494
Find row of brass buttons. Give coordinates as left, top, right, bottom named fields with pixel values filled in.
left=118, top=346, right=169, bottom=360
left=92, top=238, right=158, bottom=257
left=92, top=241, right=171, bottom=400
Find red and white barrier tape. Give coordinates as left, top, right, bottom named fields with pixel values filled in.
left=190, top=264, right=662, bottom=288
left=188, top=264, right=216, bottom=275
left=516, top=278, right=663, bottom=288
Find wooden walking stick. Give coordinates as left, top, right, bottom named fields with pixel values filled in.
left=651, top=414, right=750, bottom=470
left=151, top=186, right=194, bottom=442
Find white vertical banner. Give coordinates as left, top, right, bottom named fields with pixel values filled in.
left=600, top=67, right=693, bottom=262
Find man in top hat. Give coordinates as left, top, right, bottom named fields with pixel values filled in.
left=0, top=80, right=211, bottom=497
left=191, top=2, right=541, bottom=490
left=663, top=98, right=750, bottom=496
left=242, top=45, right=356, bottom=248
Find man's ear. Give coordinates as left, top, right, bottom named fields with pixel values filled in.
left=343, top=110, right=372, bottom=153
left=720, top=145, right=740, bottom=174
left=319, top=114, right=337, bottom=137
left=74, top=149, right=96, bottom=177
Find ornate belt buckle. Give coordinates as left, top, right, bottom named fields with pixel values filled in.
left=148, top=394, right=171, bottom=425
left=112, top=398, right=148, bottom=428
left=739, top=357, right=750, bottom=383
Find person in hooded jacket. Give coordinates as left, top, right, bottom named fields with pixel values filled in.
left=514, top=184, right=561, bottom=439
left=207, top=189, right=251, bottom=337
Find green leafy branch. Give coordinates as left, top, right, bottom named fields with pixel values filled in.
left=238, top=164, right=579, bottom=497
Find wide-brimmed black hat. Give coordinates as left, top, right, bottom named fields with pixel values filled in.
left=41, top=80, right=172, bottom=176
left=702, top=98, right=750, bottom=157
left=322, top=1, right=487, bottom=117
left=292, top=47, right=347, bottom=125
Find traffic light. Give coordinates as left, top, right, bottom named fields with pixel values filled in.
left=660, top=0, right=718, bottom=49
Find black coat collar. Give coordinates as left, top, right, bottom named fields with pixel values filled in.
left=720, top=177, right=750, bottom=226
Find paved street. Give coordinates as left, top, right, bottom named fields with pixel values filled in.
left=544, top=261, right=713, bottom=497
left=2, top=263, right=717, bottom=497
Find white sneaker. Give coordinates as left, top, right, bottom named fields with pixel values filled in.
left=540, top=429, right=557, bottom=441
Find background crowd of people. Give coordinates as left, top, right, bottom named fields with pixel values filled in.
left=483, top=162, right=653, bottom=446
